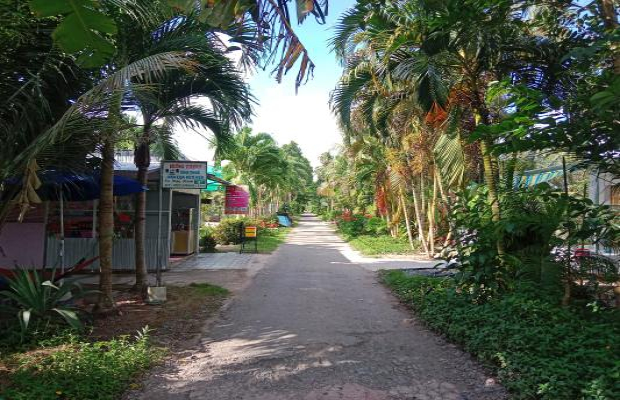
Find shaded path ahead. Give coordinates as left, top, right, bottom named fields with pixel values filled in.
left=130, top=215, right=506, bottom=400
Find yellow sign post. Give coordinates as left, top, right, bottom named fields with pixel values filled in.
left=240, top=225, right=258, bottom=253
left=244, top=226, right=257, bottom=238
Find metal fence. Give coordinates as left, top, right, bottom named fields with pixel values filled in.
left=45, top=237, right=169, bottom=271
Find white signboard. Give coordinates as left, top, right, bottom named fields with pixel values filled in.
left=161, top=161, right=208, bottom=189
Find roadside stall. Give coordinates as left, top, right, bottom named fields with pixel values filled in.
left=2, top=159, right=225, bottom=274
left=0, top=171, right=145, bottom=271
left=116, top=160, right=205, bottom=273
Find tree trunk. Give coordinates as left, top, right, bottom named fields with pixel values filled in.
left=96, top=88, right=124, bottom=312
left=133, top=127, right=150, bottom=296
left=97, top=137, right=116, bottom=311
left=420, top=173, right=427, bottom=224
left=411, top=182, right=430, bottom=256
left=434, top=166, right=454, bottom=247
left=400, top=187, right=415, bottom=250
left=427, top=173, right=437, bottom=255
left=474, top=104, right=504, bottom=258
left=390, top=194, right=401, bottom=237
left=479, top=139, right=505, bottom=259
left=561, top=157, right=572, bottom=306
left=385, top=196, right=393, bottom=237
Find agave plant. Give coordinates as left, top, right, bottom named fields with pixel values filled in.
left=0, top=268, right=93, bottom=335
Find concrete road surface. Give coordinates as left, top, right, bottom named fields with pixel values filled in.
left=127, top=214, right=506, bottom=400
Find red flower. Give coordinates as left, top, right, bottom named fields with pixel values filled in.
left=117, top=213, right=131, bottom=223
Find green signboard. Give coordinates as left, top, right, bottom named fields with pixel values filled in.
left=204, top=166, right=225, bottom=192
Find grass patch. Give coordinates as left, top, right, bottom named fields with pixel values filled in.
left=1, top=329, right=161, bottom=400
left=1, top=282, right=231, bottom=399
left=381, top=270, right=620, bottom=400
left=256, top=228, right=290, bottom=253
left=348, top=234, right=419, bottom=256
left=188, top=283, right=230, bottom=296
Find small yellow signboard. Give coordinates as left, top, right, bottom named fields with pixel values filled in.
left=244, top=226, right=257, bottom=238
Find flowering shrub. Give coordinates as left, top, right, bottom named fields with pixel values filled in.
left=258, top=215, right=279, bottom=229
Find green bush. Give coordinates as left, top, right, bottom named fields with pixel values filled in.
left=199, top=227, right=217, bottom=252
left=3, top=328, right=159, bottom=400
left=382, top=271, right=620, bottom=400
left=319, top=210, right=341, bottom=222
left=212, top=218, right=247, bottom=245
left=337, top=219, right=365, bottom=238
left=445, top=183, right=620, bottom=301
left=364, top=216, right=388, bottom=235
left=258, top=214, right=279, bottom=227
left=335, top=213, right=390, bottom=238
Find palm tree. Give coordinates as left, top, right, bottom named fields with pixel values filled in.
left=330, top=4, right=440, bottom=251
left=331, top=0, right=544, bottom=256
left=190, top=0, right=330, bottom=90
left=92, top=2, right=219, bottom=310
left=127, top=15, right=253, bottom=295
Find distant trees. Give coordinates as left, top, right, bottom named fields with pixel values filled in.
left=221, top=128, right=314, bottom=215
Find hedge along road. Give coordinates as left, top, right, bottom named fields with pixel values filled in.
left=128, top=214, right=507, bottom=400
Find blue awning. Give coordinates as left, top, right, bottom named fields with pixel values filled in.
left=513, top=167, right=564, bottom=188
left=33, top=171, right=146, bottom=201
left=513, top=163, right=581, bottom=189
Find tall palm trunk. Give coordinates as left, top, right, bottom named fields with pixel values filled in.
left=434, top=167, right=454, bottom=247
left=420, top=173, right=427, bottom=225
left=133, top=123, right=151, bottom=296
left=474, top=106, right=505, bottom=259
left=411, top=181, right=430, bottom=256
left=479, top=139, right=503, bottom=251
left=385, top=193, right=393, bottom=237
left=97, top=137, right=116, bottom=310
left=400, top=186, right=415, bottom=250
left=427, top=173, right=438, bottom=255
left=97, top=90, right=124, bottom=311
left=390, top=194, right=400, bottom=237
left=257, top=188, right=262, bottom=216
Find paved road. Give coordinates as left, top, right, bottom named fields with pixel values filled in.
left=130, top=215, right=506, bottom=400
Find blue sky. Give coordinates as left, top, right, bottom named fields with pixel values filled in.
left=177, top=0, right=356, bottom=167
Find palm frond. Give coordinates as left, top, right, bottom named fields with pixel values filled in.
left=150, top=124, right=182, bottom=160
